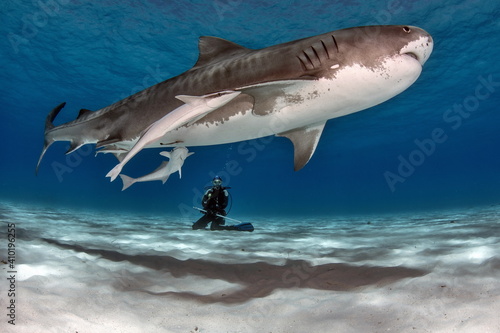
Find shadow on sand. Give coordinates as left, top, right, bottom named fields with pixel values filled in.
left=42, top=238, right=427, bottom=304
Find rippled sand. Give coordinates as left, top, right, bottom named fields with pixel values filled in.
left=1, top=201, right=499, bottom=332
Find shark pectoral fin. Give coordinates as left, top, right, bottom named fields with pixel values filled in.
left=278, top=121, right=326, bottom=171
left=159, top=151, right=171, bottom=159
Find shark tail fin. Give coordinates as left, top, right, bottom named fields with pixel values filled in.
left=119, top=174, right=136, bottom=191
left=36, top=102, right=66, bottom=175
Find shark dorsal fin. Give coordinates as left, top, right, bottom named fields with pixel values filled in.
left=278, top=121, right=326, bottom=171
left=77, top=108, right=93, bottom=119
left=194, top=36, right=250, bottom=68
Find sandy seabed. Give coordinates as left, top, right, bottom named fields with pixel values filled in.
left=1, top=201, right=499, bottom=332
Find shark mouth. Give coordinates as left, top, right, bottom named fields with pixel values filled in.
left=404, top=52, right=419, bottom=61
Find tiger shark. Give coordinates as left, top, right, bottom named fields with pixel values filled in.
left=37, top=25, right=433, bottom=178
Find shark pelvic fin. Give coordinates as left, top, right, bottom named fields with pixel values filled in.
left=161, top=174, right=171, bottom=184
left=65, top=141, right=85, bottom=155
left=194, top=36, right=250, bottom=68
left=278, top=121, right=326, bottom=171
left=96, top=138, right=122, bottom=149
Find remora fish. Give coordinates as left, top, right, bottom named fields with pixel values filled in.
left=37, top=25, right=433, bottom=176
left=106, top=90, right=240, bottom=181
left=119, top=147, right=194, bottom=191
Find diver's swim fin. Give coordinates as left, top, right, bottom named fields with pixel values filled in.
left=233, top=222, right=254, bottom=232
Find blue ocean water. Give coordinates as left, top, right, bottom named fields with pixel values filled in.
left=1, top=1, right=500, bottom=216
left=1, top=2, right=500, bottom=331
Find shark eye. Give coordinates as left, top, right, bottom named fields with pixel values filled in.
left=403, top=26, right=411, bottom=34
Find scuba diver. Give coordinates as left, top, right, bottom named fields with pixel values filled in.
left=192, top=176, right=253, bottom=231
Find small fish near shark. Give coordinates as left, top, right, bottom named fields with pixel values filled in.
left=106, top=90, right=240, bottom=181
left=119, top=147, right=194, bottom=191
left=36, top=25, right=433, bottom=186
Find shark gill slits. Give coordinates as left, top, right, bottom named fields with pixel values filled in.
left=299, top=38, right=341, bottom=72
left=312, top=46, right=321, bottom=62
left=297, top=51, right=315, bottom=71
left=320, top=40, right=330, bottom=59
left=304, top=47, right=322, bottom=68
left=331, top=35, right=339, bottom=52
left=311, top=40, right=331, bottom=64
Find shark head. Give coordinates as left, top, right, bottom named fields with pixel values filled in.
left=282, top=25, right=434, bottom=123
left=159, top=147, right=194, bottom=161
left=295, top=25, right=433, bottom=78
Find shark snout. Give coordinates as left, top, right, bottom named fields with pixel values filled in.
left=400, top=26, right=433, bottom=66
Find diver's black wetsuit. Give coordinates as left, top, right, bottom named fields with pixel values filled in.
left=192, top=185, right=231, bottom=230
